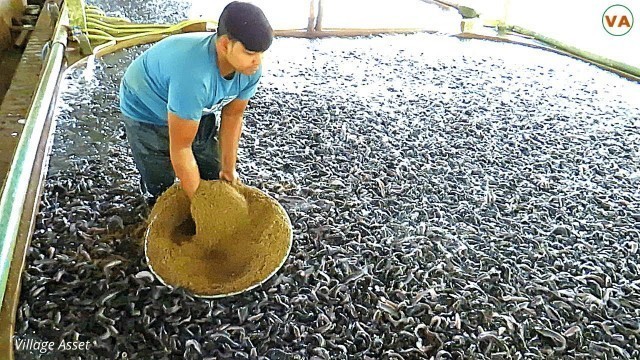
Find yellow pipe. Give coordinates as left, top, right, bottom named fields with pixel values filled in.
left=73, top=4, right=218, bottom=57
left=88, top=18, right=172, bottom=29
left=87, top=18, right=208, bottom=36
left=85, top=6, right=127, bottom=20
left=86, top=14, right=133, bottom=24
left=93, top=34, right=169, bottom=57
left=86, top=27, right=112, bottom=38
left=87, top=34, right=117, bottom=42
left=85, top=18, right=216, bottom=56
left=85, top=5, right=105, bottom=13
left=87, top=22, right=170, bottom=34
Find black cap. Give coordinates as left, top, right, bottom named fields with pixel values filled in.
left=217, top=1, right=273, bottom=52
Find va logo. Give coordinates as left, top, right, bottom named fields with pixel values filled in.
left=602, top=4, right=634, bottom=36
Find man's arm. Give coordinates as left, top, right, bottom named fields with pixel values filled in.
left=168, top=112, right=200, bottom=198
left=218, top=99, right=248, bottom=182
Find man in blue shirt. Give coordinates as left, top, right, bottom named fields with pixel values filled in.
left=119, top=1, right=273, bottom=205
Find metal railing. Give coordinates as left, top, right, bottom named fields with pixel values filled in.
left=0, top=6, right=68, bottom=310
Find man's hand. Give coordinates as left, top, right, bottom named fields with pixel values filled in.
left=219, top=169, right=240, bottom=184
left=180, top=179, right=200, bottom=199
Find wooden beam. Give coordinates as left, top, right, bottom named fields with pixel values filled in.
left=315, top=0, right=323, bottom=32
left=274, top=28, right=436, bottom=38
left=307, top=0, right=315, bottom=33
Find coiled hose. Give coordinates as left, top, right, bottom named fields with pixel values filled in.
left=80, top=5, right=216, bottom=57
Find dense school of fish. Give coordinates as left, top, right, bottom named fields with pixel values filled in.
left=14, top=31, right=640, bottom=360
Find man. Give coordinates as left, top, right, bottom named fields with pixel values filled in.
left=119, top=1, right=273, bottom=205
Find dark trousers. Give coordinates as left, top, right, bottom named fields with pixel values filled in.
left=122, top=113, right=220, bottom=202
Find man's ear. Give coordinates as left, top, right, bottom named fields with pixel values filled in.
left=218, top=35, right=231, bottom=51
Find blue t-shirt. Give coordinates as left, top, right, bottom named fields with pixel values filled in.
left=119, top=32, right=261, bottom=125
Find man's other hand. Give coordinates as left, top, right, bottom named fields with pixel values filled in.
left=219, top=169, right=240, bottom=184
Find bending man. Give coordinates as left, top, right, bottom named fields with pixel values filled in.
left=119, top=1, right=273, bottom=205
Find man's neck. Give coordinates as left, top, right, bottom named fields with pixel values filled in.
left=215, top=42, right=235, bottom=79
